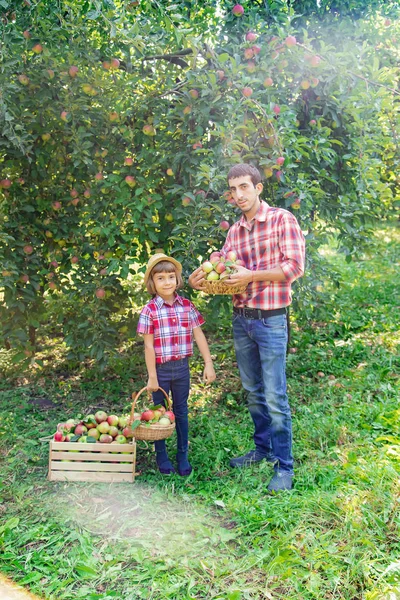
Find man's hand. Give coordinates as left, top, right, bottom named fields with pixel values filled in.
left=224, top=264, right=253, bottom=286
left=188, top=266, right=205, bottom=290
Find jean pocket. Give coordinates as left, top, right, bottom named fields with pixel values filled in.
left=261, top=314, right=286, bottom=329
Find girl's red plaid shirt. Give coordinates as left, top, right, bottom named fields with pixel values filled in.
left=137, top=294, right=205, bottom=364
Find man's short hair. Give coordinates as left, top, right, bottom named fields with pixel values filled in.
left=227, top=164, right=262, bottom=186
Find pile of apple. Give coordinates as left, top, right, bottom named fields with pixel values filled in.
left=201, top=250, right=245, bottom=281
left=53, top=406, right=175, bottom=444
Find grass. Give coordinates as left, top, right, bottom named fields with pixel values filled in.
left=0, top=226, right=399, bottom=600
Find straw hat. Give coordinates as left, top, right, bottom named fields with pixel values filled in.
left=143, top=253, right=182, bottom=285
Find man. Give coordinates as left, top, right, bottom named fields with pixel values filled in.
left=189, top=164, right=305, bottom=491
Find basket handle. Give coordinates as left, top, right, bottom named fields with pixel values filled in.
left=129, top=386, right=171, bottom=425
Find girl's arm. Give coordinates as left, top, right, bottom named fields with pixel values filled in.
left=143, top=333, right=159, bottom=391
left=193, top=327, right=216, bottom=383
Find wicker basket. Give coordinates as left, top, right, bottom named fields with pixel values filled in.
left=199, top=280, right=248, bottom=295
left=129, top=386, right=176, bottom=441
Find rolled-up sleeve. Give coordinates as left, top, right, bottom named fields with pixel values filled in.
left=279, top=212, right=305, bottom=283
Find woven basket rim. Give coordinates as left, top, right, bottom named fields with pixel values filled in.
left=199, top=280, right=247, bottom=295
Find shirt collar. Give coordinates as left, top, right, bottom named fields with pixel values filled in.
left=154, top=293, right=183, bottom=308
left=239, top=200, right=270, bottom=229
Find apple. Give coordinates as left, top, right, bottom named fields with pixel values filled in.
left=291, top=199, right=301, bottom=209
left=141, top=410, right=155, bottom=422
left=143, top=124, right=155, bottom=136
left=236, top=259, right=246, bottom=266
left=52, top=201, right=62, bottom=210
left=47, top=69, right=55, bottom=79
left=83, top=414, right=97, bottom=428
left=122, top=426, right=135, bottom=439
left=192, top=142, right=202, bottom=149
left=242, top=87, right=253, bottom=98
left=276, top=156, right=285, bottom=166
left=166, top=168, right=174, bottom=176
left=182, top=196, right=191, bottom=206
left=310, top=55, right=321, bottom=67
left=54, top=431, right=64, bottom=442
left=69, top=66, right=79, bottom=77
left=23, top=30, right=31, bottom=39
left=74, top=424, right=87, bottom=436
left=246, top=31, right=257, bottom=42
left=244, top=48, right=254, bottom=60
left=107, top=415, right=119, bottom=427
left=251, top=45, right=261, bottom=55
left=125, top=175, right=136, bottom=187
left=285, top=35, right=297, bottom=47
left=95, top=410, right=108, bottom=423
left=152, top=409, right=162, bottom=421
left=20, top=274, right=29, bottom=283
left=99, top=434, right=113, bottom=444
left=275, top=170, right=282, bottom=181
left=102, top=60, right=111, bottom=70
left=108, top=426, right=119, bottom=438
left=263, top=77, right=274, bottom=87
left=23, top=245, right=33, bottom=254
left=109, top=111, right=119, bottom=122
left=202, top=261, right=214, bottom=273
left=219, top=220, right=230, bottom=231
left=48, top=281, right=57, bottom=291
left=115, top=435, right=127, bottom=444
left=226, top=250, right=237, bottom=262
left=273, top=104, right=281, bottom=115
left=65, top=419, right=77, bottom=430
left=18, top=74, right=29, bottom=85
left=209, top=251, right=222, bottom=263
left=232, top=4, right=244, bottom=16
left=110, top=58, right=120, bottom=69
left=309, top=119, right=316, bottom=126
left=189, top=89, right=199, bottom=99
left=50, top=260, right=58, bottom=268
left=158, top=417, right=171, bottom=427
left=215, top=262, right=226, bottom=274
left=32, top=43, right=43, bottom=53
left=94, top=172, right=103, bottom=180
left=207, top=271, right=220, bottom=281
left=165, top=213, right=173, bottom=222
left=183, top=106, right=192, bottom=115
left=310, top=77, right=319, bottom=88
left=60, top=111, right=68, bottom=121
left=246, top=61, right=256, bottom=73
left=97, top=421, right=110, bottom=434
left=118, top=416, right=129, bottom=428
left=164, top=411, right=175, bottom=423
left=95, top=288, right=106, bottom=299
left=301, top=80, right=310, bottom=90
left=70, top=188, right=78, bottom=198
left=88, top=428, right=100, bottom=440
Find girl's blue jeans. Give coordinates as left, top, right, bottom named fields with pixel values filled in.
left=152, top=357, right=190, bottom=456
left=232, top=312, right=293, bottom=475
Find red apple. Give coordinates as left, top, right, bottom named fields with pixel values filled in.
left=276, top=156, right=285, bottom=166
left=107, top=415, right=119, bottom=427
left=164, top=411, right=175, bottom=423
left=23, top=245, right=33, bottom=254
left=122, top=426, right=135, bottom=439
left=23, top=30, right=31, bottom=39
left=273, top=104, right=281, bottom=115
left=110, top=58, right=120, bottom=69
left=97, top=421, right=110, bottom=434
left=219, top=220, right=230, bottom=231
left=124, top=157, right=134, bottom=166
left=242, top=87, right=253, bottom=98
left=141, top=410, right=155, bottom=422
left=60, top=111, right=68, bottom=121
left=189, top=89, right=199, bottom=99
left=69, top=66, right=79, bottom=77
left=182, top=196, right=191, bottom=206
left=32, top=43, right=43, bottom=53
left=94, top=172, right=103, bottom=180
left=244, top=48, right=254, bottom=60
left=285, top=35, right=297, bottom=47
left=226, top=250, right=237, bottom=262
left=215, top=262, right=226, bottom=274
left=54, top=431, right=64, bottom=442
left=0, top=179, right=12, bottom=189
left=52, top=201, right=62, bottom=210
left=88, top=428, right=100, bottom=440
left=246, top=31, right=257, bottom=42
left=125, top=175, right=136, bottom=187
left=99, top=434, right=113, bottom=443
left=232, top=4, right=244, bottom=16
left=74, top=424, right=88, bottom=436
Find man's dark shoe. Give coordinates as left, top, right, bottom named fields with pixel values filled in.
left=230, top=449, right=274, bottom=468
left=267, top=471, right=293, bottom=492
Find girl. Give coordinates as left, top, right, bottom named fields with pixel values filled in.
left=137, top=253, right=216, bottom=476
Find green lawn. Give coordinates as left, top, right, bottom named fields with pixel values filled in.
left=0, top=227, right=399, bottom=600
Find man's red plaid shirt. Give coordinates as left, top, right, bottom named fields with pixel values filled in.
left=222, top=201, right=305, bottom=310
left=137, top=294, right=205, bottom=364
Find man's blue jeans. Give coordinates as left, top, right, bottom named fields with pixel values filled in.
left=152, top=357, right=190, bottom=456
left=232, top=313, right=293, bottom=474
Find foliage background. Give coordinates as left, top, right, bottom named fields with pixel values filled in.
left=0, top=0, right=399, bottom=364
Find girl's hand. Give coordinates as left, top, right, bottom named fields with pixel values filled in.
left=203, top=362, right=216, bottom=384
left=147, top=376, right=159, bottom=392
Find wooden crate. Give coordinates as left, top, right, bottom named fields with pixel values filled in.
left=48, top=441, right=136, bottom=483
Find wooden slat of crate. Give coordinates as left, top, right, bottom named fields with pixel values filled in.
left=50, top=471, right=134, bottom=483
left=52, top=451, right=134, bottom=462
left=50, top=461, right=133, bottom=472
left=48, top=441, right=136, bottom=483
